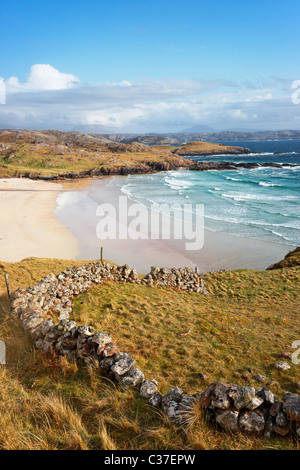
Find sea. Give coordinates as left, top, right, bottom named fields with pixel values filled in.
left=110, top=140, right=300, bottom=247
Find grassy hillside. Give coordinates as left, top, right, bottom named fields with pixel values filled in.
left=0, top=130, right=255, bottom=179
left=172, top=141, right=250, bottom=156
left=0, top=256, right=299, bottom=450
left=0, top=130, right=191, bottom=178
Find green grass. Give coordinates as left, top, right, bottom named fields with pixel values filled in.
left=0, top=257, right=299, bottom=450
left=0, top=141, right=188, bottom=178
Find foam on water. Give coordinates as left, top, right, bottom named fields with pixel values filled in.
left=109, top=140, right=300, bottom=247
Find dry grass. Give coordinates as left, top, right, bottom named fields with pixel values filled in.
left=0, top=141, right=187, bottom=178
left=0, top=257, right=299, bottom=450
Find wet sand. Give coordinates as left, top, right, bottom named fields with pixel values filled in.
left=55, top=176, right=294, bottom=274
left=0, top=176, right=293, bottom=272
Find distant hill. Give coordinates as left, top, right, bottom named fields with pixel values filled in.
left=97, top=129, right=300, bottom=144
left=179, top=125, right=216, bottom=133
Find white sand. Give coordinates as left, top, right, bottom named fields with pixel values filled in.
left=0, top=176, right=293, bottom=272
left=55, top=177, right=294, bottom=274
left=0, top=178, right=79, bottom=262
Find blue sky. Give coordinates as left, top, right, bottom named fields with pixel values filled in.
left=1, top=0, right=300, bottom=132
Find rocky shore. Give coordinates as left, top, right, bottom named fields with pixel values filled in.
left=1, top=129, right=298, bottom=182
left=4, top=159, right=297, bottom=181
left=9, top=261, right=300, bottom=440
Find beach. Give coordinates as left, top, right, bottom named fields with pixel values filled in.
left=0, top=175, right=294, bottom=273
left=0, top=178, right=79, bottom=262
left=55, top=175, right=294, bottom=273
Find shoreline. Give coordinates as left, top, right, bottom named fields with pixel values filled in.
left=0, top=176, right=295, bottom=273
left=0, top=178, right=80, bottom=262
left=55, top=176, right=295, bottom=274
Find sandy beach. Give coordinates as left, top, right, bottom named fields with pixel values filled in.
left=55, top=176, right=294, bottom=273
left=0, top=176, right=294, bottom=272
left=0, top=178, right=79, bottom=262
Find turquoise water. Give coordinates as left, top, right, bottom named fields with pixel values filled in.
left=110, top=140, right=300, bottom=247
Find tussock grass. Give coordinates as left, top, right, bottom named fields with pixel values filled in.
left=0, top=257, right=299, bottom=450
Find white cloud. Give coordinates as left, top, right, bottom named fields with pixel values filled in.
left=244, top=93, right=273, bottom=103
left=0, top=65, right=299, bottom=132
left=6, top=64, right=80, bottom=92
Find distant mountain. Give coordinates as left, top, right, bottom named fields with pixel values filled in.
left=120, top=135, right=179, bottom=145
left=179, top=125, right=216, bottom=133
left=96, top=129, right=300, bottom=144
left=160, top=129, right=300, bottom=143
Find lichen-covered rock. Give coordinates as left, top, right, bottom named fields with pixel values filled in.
left=102, top=342, right=119, bottom=357
left=211, top=383, right=231, bottom=409
left=111, top=352, right=136, bottom=376
left=90, top=332, right=112, bottom=347
left=115, top=367, right=145, bottom=387
left=275, top=361, right=291, bottom=371
left=274, top=412, right=290, bottom=436
left=199, top=383, right=217, bottom=409
left=99, top=357, right=116, bottom=370
left=163, top=400, right=179, bottom=422
left=22, top=314, right=44, bottom=331
left=239, top=410, right=265, bottom=436
left=229, top=386, right=256, bottom=410
left=161, top=386, right=184, bottom=412
left=216, top=410, right=239, bottom=432
left=246, top=396, right=264, bottom=410
left=256, top=387, right=276, bottom=405
left=140, top=380, right=159, bottom=398
left=149, top=392, right=162, bottom=408
left=282, top=393, right=300, bottom=423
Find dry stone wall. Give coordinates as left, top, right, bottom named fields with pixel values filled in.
left=9, top=262, right=300, bottom=439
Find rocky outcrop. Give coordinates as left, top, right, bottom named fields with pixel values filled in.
left=120, top=135, right=179, bottom=146
left=267, top=247, right=300, bottom=270
left=174, top=141, right=251, bottom=157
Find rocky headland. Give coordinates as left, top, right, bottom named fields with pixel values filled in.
left=0, top=130, right=297, bottom=181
